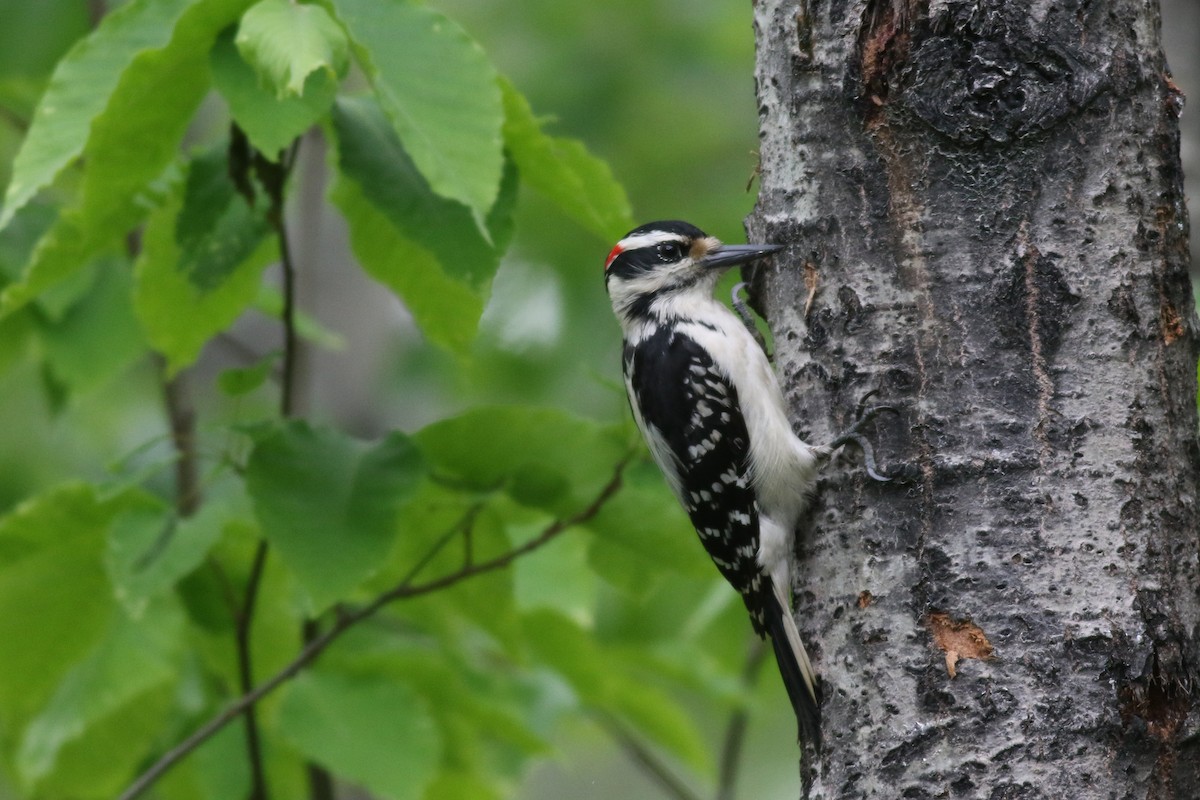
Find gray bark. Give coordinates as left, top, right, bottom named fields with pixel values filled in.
left=746, top=1, right=1200, bottom=798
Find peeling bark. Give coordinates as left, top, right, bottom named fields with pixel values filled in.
left=746, top=1, right=1200, bottom=797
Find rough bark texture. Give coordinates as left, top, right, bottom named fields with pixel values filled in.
left=745, top=1, right=1200, bottom=797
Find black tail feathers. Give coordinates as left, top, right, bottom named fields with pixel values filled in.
left=765, top=603, right=822, bottom=749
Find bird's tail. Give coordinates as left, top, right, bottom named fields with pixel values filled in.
left=765, top=583, right=822, bottom=748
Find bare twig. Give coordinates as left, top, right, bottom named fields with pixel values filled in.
left=236, top=541, right=270, bottom=800
left=266, top=137, right=303, bottom=419
left=597, top=715, right=704, bottom=800
left=117, top=460, right=630, bottom=800
left=223, top=126, right=304, bottom=799
left=160, top=368, right=201, bottom=517
left=716, top=639, right=770, bottom=800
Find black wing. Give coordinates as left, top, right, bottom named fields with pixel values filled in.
left=624, top=326, right=772, bottom=634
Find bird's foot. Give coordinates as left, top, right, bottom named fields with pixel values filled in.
left=827, top=390, right=899, bottom=482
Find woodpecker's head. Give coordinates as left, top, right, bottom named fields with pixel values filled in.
left=603, top=220, right=783, bottom=326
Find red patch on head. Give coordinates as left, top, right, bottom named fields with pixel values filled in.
left=604, top=244, right=623, bottom=271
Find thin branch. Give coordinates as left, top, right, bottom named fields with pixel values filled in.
left=236, top=541, right=270, bottom=800
left=117, top=459, right=630, bottom=800
left=716, top=639, right=770, bottom=800
left=266, top=137, right=302, bottom=420
left=160, top=367, right=201, bottom=517
left=597, top=715, right=704, bottom=800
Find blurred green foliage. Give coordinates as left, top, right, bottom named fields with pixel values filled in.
left=0, top=1, right=796, bottom=799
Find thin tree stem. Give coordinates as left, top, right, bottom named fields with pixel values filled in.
left=598, top=715, right=704, bottom=800
left=237, top=541, right=270, bottom=800
left=716, top=639, right=769, bottom=800
left=117, top=459, right=629, bottom=800
left=161, top=368, right=201, bottom=517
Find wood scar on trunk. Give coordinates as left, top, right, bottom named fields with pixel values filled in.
left=927, top=611, right=994, bottom=678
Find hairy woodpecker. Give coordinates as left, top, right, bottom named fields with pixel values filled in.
left=604, top=220, right=883, bottom=747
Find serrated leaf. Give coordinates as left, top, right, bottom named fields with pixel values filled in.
left=278, top=670, right=440, bottom=800
left=0, top=0, right=255, bottom=317
left=132, top=157, right=276, bottom=374
left=332, top=95, right=511, bottom=292
left=331, top=178, right=482, bottom=354
left=211, top=29, right=335, bottom=157
left=0, top=0, right=196, bottom=229
left=236, top=0, right=348, bottom=98
left=413, top=407, right=627, bottom=517
left=17, top=599, right=183, bottom=788
left=500, top=79, right=632, bottom=241
left=331, top=0, right=502, bottom=221
left=245, top=423, right=424, bottom=612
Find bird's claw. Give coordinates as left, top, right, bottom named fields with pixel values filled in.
left=828, top=393, right=900, bottom=482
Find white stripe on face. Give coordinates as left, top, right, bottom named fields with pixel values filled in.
left=616, top=231, right=690, bottom=252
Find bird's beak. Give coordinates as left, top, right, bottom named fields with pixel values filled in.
left=697, top=243, right=785, bottom=270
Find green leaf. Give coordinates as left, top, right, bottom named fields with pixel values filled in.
left=584, top=462, right=713, bottom=595
left=331, top=178, right=482, bottom=354
left=0, top=201, right=56, bottom=284
left=332, top=95, right=511, bottom=292
left=278, top=670, right=440, bottom=800
left=521, top=610, right=707, bottom=772
left=425, top=774, right=502, bottom=800
left=174, top=144, right=272, bottom=290
left=154, top=723, right=251, bottom=800
left=500, top=79, right=632, bottom=241
left=236, top=0, right=348, bottom=98
left=331, top=0, right=503, bottom=222
left=608, top=677, right=710, bottom=774
left=0, top=484, right=122, bottom=721
left=512, top=516, right=596, bottom=618
left=34, top=683, right=175, bottom=799
left=211, top=29, right=336, bottom=157
left=218, top=351, right=278, bottom=396
left=0, top=0, right=197, bottom=228
left=17, top=599, right=183, bottom=788
left=309, top=630, right=548, bottom=784
left=413, top=407, right=627, bottom=517
left=132, top=157, right=277, bottom=374
left=0, top=0, right=255, bottom=317
left=330, top=95, right=517, bottom=353
left=245, top=423, right=424, bottom=611
left=521, top=609, right=610, bottom=701
left=106, top=494, right=234, bottom=617
left=36, top=255, right=145, bottom=395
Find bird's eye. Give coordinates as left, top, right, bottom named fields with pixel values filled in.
left=656, top=242, right=683, bottom=261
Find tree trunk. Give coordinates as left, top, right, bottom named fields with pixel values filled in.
left=746, top=1, right=1200, bottom=797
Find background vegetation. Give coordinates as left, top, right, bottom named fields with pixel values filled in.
left=0, top=1, right=1193, bottom=799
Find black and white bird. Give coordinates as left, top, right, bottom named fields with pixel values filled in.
left=603, top=220, right=885, bottom=747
